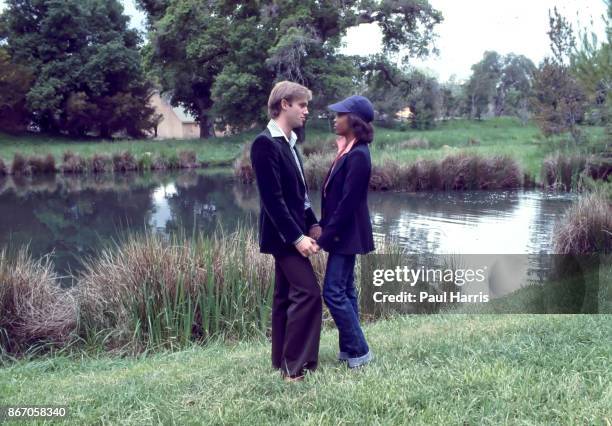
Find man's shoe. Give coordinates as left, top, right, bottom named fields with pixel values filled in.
left=338, top=351, right=349, bottom=362
left=347, top=350, right=373, bottom=369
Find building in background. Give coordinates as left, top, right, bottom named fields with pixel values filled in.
left=395, top=107, right=414, bottom=122
left=148, top=91, right=200, bottom=139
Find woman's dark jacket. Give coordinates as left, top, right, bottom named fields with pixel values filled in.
left=318, top=142, right=375, bottom=255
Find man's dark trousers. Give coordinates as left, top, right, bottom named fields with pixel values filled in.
left=272, top=253, right=322, bottom=376
left=250, top=128, right=322, bottom=378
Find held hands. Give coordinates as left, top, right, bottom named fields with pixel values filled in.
left=295, top=236, right=320, bottom=257
left=308, top=224, right=322, bottom=240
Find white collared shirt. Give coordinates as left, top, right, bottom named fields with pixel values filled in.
left=266, top=119, right=312, bottom=211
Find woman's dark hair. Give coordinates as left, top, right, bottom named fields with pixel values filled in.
left=346, top=113, right=374, bottom=144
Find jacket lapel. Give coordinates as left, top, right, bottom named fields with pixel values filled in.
left=273, top=136, right=306, bottom=192
left=325, top=152, right=349, bottom=189
left=293, top=146, right=309, bottom=192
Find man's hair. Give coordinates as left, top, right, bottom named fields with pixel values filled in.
left=268, top=81, right=312, bottom=119
left=347, top=113, right=374, bottom=144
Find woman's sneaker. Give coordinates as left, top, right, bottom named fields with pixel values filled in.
left=347, top=350, right=373, bottom=369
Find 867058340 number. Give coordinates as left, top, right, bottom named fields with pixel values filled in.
left=0, top=406, right=68, bottom=420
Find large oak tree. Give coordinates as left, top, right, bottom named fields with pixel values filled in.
left=138, top=0, right=443, bottom=137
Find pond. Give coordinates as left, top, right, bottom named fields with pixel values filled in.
left=0, top=169, right=577, bottom=278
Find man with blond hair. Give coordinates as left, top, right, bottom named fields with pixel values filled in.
left=250, top=81, right=323, bottom=381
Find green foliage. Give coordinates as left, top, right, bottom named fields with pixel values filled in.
left=144, top=0, right=234, bottom=137
left=570, top=0, right=611, bottom=136
left=439, top=77, right=463, bottom=119
left=464, top=51, right=503, bottom=119
left=358, top=57, right=440, bottom=129
left=496, top=54, right=537, bottom=121
left=531, top=58, right=587, bottom=142
left=358, top=55, right=413, bottom=125
left=547, top=6, right=577, bottom=67
left=1, top=0, right=157, bottom=137
left=139, top=0, right=443, bottom=135
left=0, top=47, right=33, bottom=132
left=460, top=52, right=536, bottom=123
left=529, top=7, right=600, bottom=143
left=407, top=73, right=440, bottom=130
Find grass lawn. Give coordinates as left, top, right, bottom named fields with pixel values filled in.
left=1, top=314, right=610, bottom=424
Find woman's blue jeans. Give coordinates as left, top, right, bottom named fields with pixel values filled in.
left=322, top=253, right=369, bottom=358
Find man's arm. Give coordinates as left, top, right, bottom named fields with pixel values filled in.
left=305, top=206, right=318, bottom=229
left=251, top=136, right=304, bottom=245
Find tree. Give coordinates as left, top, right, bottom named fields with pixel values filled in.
left=0, top=47, right=34, bottom=132
left=531, top=7, right=588, bottom=142
left=531, top=58, right=587, bottom=141
left=359, top=54, right=413, bottom=126
left=140, top=0, right=238, bottom=138
left=547, top=6, right=576, bottom=67
left=138, top=0, right=443, bottom=137
left=406, top=71, right=440, bottom=129
left=439, top=75, right=463, bottom=120
left=496, top=54, right=536, bottom=121
left=464, top=51, right=502, bottom=119
left=1, top=0, right=157, bottom=137
left=570, top=0, right=611, bottom=136
left=359, top=57, right=441, bottom=129
left=461, top=52, right=536, bottom=122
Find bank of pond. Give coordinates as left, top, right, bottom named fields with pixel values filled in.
left=0, top=144, right=609, bottom=192
left=0, top=185, right=609, bottom=358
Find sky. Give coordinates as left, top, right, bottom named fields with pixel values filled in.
left=1, top=0, right=608, bottom=83
left=340, top=0, right=608, bottom=82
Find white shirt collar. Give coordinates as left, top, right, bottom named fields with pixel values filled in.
left=267, top=119, right=298, bottom=147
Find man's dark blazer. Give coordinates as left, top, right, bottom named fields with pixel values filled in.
left=318, top=142, right=375, bottom=255
left=250, top=128, right=318, bottom=255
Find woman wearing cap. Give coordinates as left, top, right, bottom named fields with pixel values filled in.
left=316, top=95, right=375, bottom=369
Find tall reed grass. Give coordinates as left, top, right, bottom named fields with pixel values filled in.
left=368, top=154, right=522, bottom=191
left=10, top=154, right=57, bottom=175
left=178, top=150, right=198, bottom=168
left=542, top=153, right=611, bottom=191
left=234, top=143, right=255, bottom=184
left=542, top=153, right=586, bottom=190
left=0, top=150, right=208, bottom=177
left=10, top=153, right=28, bottom=175
left=75, top=227, right=284, bottom=352
left=0, top=226, right=337, bottom=356
left=303, top=152, right=334, bottom=189
left=90, top=153, right=113, bottom=173
left=60, top=151, right=87, bottom=173
left=553, top=190, right=612, bottom=254
left=301, top=137, right=336, bottom=157
left=233, top=139, right=525, bottom=192
left=112, top=151, right=137, bottom=172
left=0, top=248, right=75, bottom=356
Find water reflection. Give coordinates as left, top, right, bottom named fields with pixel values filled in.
left=0, top=171, right=576, bottom=277
left=367, top=190, right=577, bottom=255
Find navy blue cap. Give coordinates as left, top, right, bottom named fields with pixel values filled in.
left=328, top=95, right=374, bottom=123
